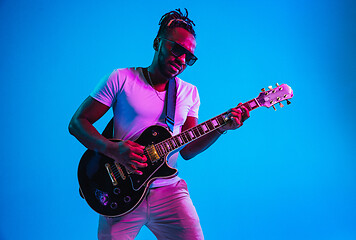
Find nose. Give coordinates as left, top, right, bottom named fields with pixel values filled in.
left=176, top=53, right=186, bottom=65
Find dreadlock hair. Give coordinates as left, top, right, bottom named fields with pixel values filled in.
left=156, top=8, right=196, bottom=38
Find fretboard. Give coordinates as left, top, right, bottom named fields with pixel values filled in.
left=153, top=98, right=260, bottom=157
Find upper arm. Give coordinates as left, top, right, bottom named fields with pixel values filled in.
left=181, top=116, right=198, bottom=132
left=71, top=96, right=110, bottom=125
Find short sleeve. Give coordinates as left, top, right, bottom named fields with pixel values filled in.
left=90, top=70, right=120, bottom=107
left=187, top=85, right=200, bottom=118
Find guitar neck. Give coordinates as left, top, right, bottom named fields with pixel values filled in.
left=153, top=98, right=261, bottom=157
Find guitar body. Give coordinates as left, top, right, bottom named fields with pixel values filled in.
left=78, top=125, right=177, bottom=217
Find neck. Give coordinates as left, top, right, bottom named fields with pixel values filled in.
left=146, top=66, right=169, bottom=92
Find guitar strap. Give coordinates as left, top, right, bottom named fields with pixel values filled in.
left=165, top=77, right=176, bottom=133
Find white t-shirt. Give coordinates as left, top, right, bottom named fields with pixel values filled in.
left=90, top=67, right=200, bottom=187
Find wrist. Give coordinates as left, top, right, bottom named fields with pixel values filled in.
left=101, top=139, right=116, bottom=156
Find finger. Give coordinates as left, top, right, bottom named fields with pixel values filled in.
left=236, top=103, right=247, bottom=115
left=232, top=106, right=249, bottom=121
left=124, top=141, right=145, bottom=156
left=231, top=116, right=242, bottom=127
left=240, top=106, right=250, bottom=120
left=127, top=164, right=143, bottom=175
left=128, top=146, right=145, bottom=157
left=131, top=160, right=148, bottom=169
left=130, top=152, right=148, bottom=163
left=230, top=109, right=243, bottom=119
left=126, top=140, right=145, bottom=149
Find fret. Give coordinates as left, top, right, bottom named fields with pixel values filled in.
left=159, top=144, right=165, bottom=156
left=161, top=142, right=168, bottom=154
left=216, top=115, right=225, bottom=125
left=166, top=140, right=174, bottom=151
left=163, top=141, right=169, bottom=151
left=156, top=144, right=163, bottom=157
left=197, top=125, right=205, bottom=135
left=168, top=141, right=173, bottom=151
left=211, top=118, right=219, bottom=127
left=201, top=123, right=208, bottom=133
left=181, top=133, right=188, bottom=143
left=173, top=136, right=181, bottom=147
left=206, top=120, right=214, bottom=130
left=170, top=138, right=177, bottom=149
left=170, top=139, right=176, bottom=149
left=246, top=99, right=259, bottom=110
left=187, top=130, right=196, bottom=139
left=242, top=102, right=250, bottom=111
left=193, top=127, right=200, bottom=137
left=176, top=135, right=183, bottom=146
left=185, top=132, right=192, bottom=141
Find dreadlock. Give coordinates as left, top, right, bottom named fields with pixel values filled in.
left=156, top=8, right=196, bottom=38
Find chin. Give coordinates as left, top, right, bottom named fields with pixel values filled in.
left=159, top=65, right=180, bottom=79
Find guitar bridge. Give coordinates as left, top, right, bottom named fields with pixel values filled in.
left=146, top=145, right=160, bottom=163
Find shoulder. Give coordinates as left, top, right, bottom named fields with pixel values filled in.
left=175, top=77, right=196, bottom=89
left=176, top=77, right=199, bottom=98
left=106, top=67, right=143, bottom=87
left=110, top=67, right=141, bottom=79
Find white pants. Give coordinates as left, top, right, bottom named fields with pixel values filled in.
left=98, top=179, right=204, bottom=240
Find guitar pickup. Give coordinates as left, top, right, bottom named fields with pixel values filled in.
left=146, top=145, right=160, bottom=163
left=115, top=162, right=127, bottom=180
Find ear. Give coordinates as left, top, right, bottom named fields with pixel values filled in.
left=153, top=38, right=159, bottom=51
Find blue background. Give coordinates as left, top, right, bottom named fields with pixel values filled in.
left=1, top=0, right=355, bottom=239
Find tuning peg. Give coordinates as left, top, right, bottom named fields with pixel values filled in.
left=261, top=88, right=266, bottom=92
left=279, top=102, right=284, bottom=108
left=272, top=105, right=276, bottom=111
left=286, top=99, right=291, bottom=105
left=268, top=86, right=273, bottom=90
left=276, top=83, right=279, bottom=87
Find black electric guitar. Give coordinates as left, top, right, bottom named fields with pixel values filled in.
left=78, top=84, right=293, bottom=217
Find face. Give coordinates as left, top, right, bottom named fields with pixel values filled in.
left=155, top=27, right=197, bottom=79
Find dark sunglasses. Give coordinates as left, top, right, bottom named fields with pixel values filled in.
left=160, top=38, right=198, bottom=66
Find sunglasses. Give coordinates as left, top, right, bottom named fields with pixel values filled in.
left=160, top=38, right=198, bottom=66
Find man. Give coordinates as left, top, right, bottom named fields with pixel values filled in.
left=69, top=9, right=249, bottom=240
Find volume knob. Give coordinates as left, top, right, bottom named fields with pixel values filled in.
left=124, top=196, right=131, bottom=203
left=110, top=202, right=118, bottom=209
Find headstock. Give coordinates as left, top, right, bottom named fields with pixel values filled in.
left=256, top=83, right=293, bottom=110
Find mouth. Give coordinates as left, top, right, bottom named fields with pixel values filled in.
left=169, top=62, right=181, bottom=72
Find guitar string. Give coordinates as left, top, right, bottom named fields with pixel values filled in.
left=158, top=114, right=228, bottom=155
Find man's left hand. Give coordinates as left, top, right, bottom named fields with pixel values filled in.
left=220, top=103, right=250, bottom=131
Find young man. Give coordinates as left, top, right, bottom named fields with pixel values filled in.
left=69, top=9, right=249, bottom=240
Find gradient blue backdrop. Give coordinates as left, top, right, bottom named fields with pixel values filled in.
left=1, top=0, right=355, bottom=239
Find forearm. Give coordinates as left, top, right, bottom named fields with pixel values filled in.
left=68, top=96, right=117, bottom=156
left=68, top=117, right=113, bottom=155
left=180, top=129, right=224, bottom=160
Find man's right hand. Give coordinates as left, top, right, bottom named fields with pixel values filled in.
left=105, top=140, right=148, bottom=175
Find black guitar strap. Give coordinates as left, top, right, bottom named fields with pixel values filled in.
left=165, top=77, right=176, bottom=133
